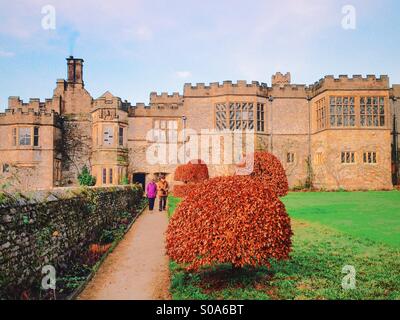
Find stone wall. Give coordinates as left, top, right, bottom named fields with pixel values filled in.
left=311, top=130, right=392, bottom=190
left=0, top=185, right=143, bottom=294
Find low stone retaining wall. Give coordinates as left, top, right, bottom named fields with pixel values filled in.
left=0, top=185, right=143, bottom=296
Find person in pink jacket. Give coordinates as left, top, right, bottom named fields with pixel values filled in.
left=146, top=178, right=158, bottom=211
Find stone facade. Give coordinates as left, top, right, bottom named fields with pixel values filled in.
left=0, top=57, right=398, bottom=191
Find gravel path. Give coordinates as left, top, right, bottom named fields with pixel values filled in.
left=78, top=209, right=171, bottom=300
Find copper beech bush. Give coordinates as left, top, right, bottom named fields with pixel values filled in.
left=173, top=159, right=209, bottom=197
left=174, top=159, right=209, bottom=183
left=236, top=151, right=289, bottom=197
left=166, top=176, right=293, bottom=271
left=173, top=184, right=196, bottom=198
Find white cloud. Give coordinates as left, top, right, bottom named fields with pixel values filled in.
left=124, top=26, right=153, bottom=41
left=0, top=50, right=15, bottom=57
left=175, top=71, right=192, bottom=79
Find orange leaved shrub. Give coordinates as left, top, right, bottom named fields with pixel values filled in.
left=166, top=175, right=293, bottom=271
left=174, top=159, right=209, bottom=184
left=173, top=184, right=197, bottom=198
left=236, top=151, right=289, bottom=197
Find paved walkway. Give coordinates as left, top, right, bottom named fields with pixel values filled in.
left=78, top=209, right=171, bottom=300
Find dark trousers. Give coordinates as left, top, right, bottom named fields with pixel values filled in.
left=159, top=196, right=167, bottom=211
left=148, top=198, right=156, bottom=211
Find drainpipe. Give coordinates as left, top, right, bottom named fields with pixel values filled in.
left=269, top=95, right=274, bottom=153
left=392, top=112, right=398, bottom=185
left=307, top=95, right=312, bottom=160
left=182, top=115, right=187, bottom=163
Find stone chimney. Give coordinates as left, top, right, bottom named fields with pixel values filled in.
left=66, top=56, right=84, bottom=86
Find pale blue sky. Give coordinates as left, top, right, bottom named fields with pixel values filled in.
left=0, top=0, right=399, bottom=111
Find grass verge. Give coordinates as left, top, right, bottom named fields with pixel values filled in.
left=168, top=193, right=400, bottom=300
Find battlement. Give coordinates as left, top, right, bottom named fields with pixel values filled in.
left=133, top=102, right=151, bottom=109
left=272, top=72, right=291, bottom=86
left=0, top=107, right=61, bottom=125
left=309, top=75, right=390, bottom=95
left=7, top=96, right=54, bottom=113
left=149, top=92, right=183, bottom=104
left=150, top=92, right=182, bottom=98
left=269, top=84, right=308, bottom=98
left=127, top=103, right=151, bottom=117
left=183, top=80, right=268, bottom=97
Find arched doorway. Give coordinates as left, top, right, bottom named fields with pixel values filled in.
left=132, top=173, right=146, bottom=191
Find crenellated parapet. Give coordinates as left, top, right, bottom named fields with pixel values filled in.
left=128, top=103, right=151, bottom=116
left=94, top=91, right=119, bottom=108
left=0, top=107, right=61, bottom=126
left=269, top=84, right=308, bottom=99
left=309, top=75, right=390, bottom=96
left=150, top=91, right=183, bottom=102
left=183, top=80, right=269, bottom=97
left=272, top=72, right=291, bottom=86
left=149, top=91, right=184, bottom=111
left=7, top=96, right=56, bottom=113
left=91, top=92, right=129, bottom=124
left=133, top=102, right=150, bottom=109
left=130, top=100, right=182, bottom=117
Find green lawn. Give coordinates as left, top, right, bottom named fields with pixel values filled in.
left=168, top=196, right=181, bottom=219
left=167, top=192, right=400, bottom=300
left=282, top=191, right=400, bottom=248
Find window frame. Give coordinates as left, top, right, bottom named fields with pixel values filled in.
left=286, top=152, right=295, bottom=164
left=257, top=103, right=265, bottom=132
left=360, top=96, right=385, bottom=127
left=215, top=103, right=227, bottom=131
left=102, top=168, right=107, bottom=184
left=329, top=96, right=356, bottom=128
left=1, top=163, right=10, bottom=173
left=12, top=127, right=17, bottom=146
left=363, top=151, right=377, bottom=164
left=18, top=127, right=32, bottom=146
left=109, top=168, right=113, bottom=184
left=118, top=127, right=124, bottom=146
left=33, top=126, right=40, bottom=147
left=53, top=159, right=62, bottom=184
left=341, top=151, right=356, bottom=164
left=215, top=102, right=256, bottom=132
left=316, top=98, right=327, bottom=130
left=103, top=126, right=114, bottom=146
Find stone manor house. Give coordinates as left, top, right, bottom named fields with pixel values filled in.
left=0, top=57, right=399, bottom=191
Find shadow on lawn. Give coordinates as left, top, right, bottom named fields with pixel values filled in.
left=198, top=265, right=272, bottom=292
left=170, top=262, right=282, bottom=300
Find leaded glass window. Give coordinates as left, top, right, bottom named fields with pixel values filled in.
left=329, top=97, right=355, bottom=127
left=215, top=104, right=227, bottom=130
left=257, top=103, right=265, bottom=132
left=360, top=97, right=385, bottom=127
left=19, top=127, right=31, bottom=146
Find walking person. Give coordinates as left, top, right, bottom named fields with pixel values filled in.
left=157, top=175, right=169, bottom=211
left=146, top=178, right=157, bottom=211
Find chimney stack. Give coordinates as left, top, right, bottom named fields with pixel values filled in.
left=66, top=56, right=84, bottom=87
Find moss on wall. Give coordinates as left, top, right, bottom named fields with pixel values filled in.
left=0, top=185, right=143, bottom=296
